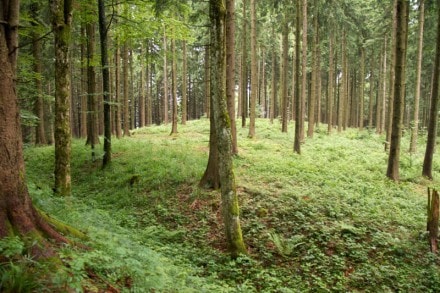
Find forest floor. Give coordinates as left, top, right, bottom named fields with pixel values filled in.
left=2, top=119, right=440, bottom=292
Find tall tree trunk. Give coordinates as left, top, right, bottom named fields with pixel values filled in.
left=270, top=42, right=277, bottom=124
left=248, top=0, right=257, bottom=138
left=226, top=0, right=238, bottom=154
left=123, top=43, right=130, bottom=136
left=114, top=46, right=122, bottom=138
left=163, top=30, right=169, bottom=124
left=281, top=20, right=289, bottom=133
left=241, top=0, right=247, bottom=128
left=139, top=52, right=146, bottom=128
left=31, top=2, right=47, bottom=145
left=300, top=0, right=307, bottom=141
left=85, top=21, right=99, bottom=154
left=368, top=52, right=375, bottom=130
left=386, top=0, right=409, bottom=181
left=422, top=2, right=440, bottom=179
left=182, top=41, right=188, bottom=125
left=386, top=0, right=398, bottom=152
left=204, top=45, right=210, bottom=118
left=52, top=0, right=73, bottom=196
left=209, top=0, right=247, bottom=258
left=410, top=0, right=425, bottom=153
left=359, top=47, right=365, bottom=130
left=294, top=0, right=302, bottom=154
left=80, top=26, right=87, bottom=138
left=98, top=0, right=111, bottom=167
left=0, top=0, right=69, bottom=250
left=327, top=31, right=334, bottom=134
left=170, top=38, right=178, bottom=134
left=308, top=2, right=318, bottom=137
left=338, top=31, right=346, bottom=133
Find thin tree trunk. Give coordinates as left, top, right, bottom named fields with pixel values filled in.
left=98, top=0, right=111, bottom=167
left=270, top=42, right=276, bottom=124
left=327, top=31, right=334, bottom=134
left=171, top=38, right=178, bottom=134
left=86, top=21, right=99, bottom=152
left=410, top=0, right=425, bottom=153
left=163, top=30, right=169, bottom=124
left=294, top=0, right=301, bottom=154
left=248, top=0, right=257, bottom=138
left=114, top=46, right=122, bottom=138
left=281, top=20, right=289, bottom=133
left=308, top=2, right=318, bottom=137
left=359, top=47, right=365, bottom=130
left=368, top=52, right=375, bottom=130
left=226, top=0, right=238, bottom=153
left=182, top=41, right=188, bottom=125
left=123, top=43, right=130, bottom=136
left=300, top=0, right=307, bottom=141
left=241, top=0, right=247, bottom=128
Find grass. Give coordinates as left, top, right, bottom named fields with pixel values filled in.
left=3, top=118, right=440, bottom=292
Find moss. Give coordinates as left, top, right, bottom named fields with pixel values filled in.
left=37, top=208, right=88, bottom=241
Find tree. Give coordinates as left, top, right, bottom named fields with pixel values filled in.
left=52, top=0, right=73, bottom=196
left=294, top=0, right=302, bottom=154
left=98, top=0, right=112, bottom=167
left=170, top=37, right=178, bottom=134
left=422, top=1, right=440, bottom=179
left=182, top=41, right=188, bottom=125
left=30, top=2, right=47, bottom=145
left=409, top=0, right=425, bottom=153
left=281, top=19, right=289, bottom=133
left=248, top=0, right=257, bottom=138
left=386, top=0, right=409, bottom=181
left=0, top=0, right=68, bottom=255
left=209, top=0, right=247, bottom=258
left=226, top=0, right=238, bottom=154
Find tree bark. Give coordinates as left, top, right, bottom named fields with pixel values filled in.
left=209, top=0, right=247, bottom=258
left=327, top=31, right=334, bottom=134
left=123, top=43, right=130, bottom=136
left=182, top=41, right=188, bottom=125
left=98, top=0, right=111, bottom=167
left=30, top=2, right=47, bottom=145
left=170, top=37, right=178, bottom=135
left=410, top=0, right=425, bottom=153
left=359, top=47, right=365, bottom=130
left=226, top=0, right=238, bottom=154
left=241, top=0, right=247, bottom=128
left=281, top=20, right=289, bottom=133
left=308, top=2, right=318, bottom=137
left=386, top=0, right=409, bottom=181
left=248, top=0, right=257, bottom=138
left=422, top=2, right=440, bottom=179
left=294, top=0, right=302, bottom=154
left=51, top=0, right=73, bottom=196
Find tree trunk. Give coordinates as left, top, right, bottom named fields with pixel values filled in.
left=308, top=2, right=318, bottom=137
left=80, top=26, right=87, bottom=138
left=123, top=43, right=130, bottom=136
left=270, top=40, right=277, bottom=124
left=226, top=0, right=238, bottom=154
left=281, top=19, right=289, bottom=133
left=161, top=31, right=168, bottom=124
left=248, top=0, right=257, bottom=138
left=114, top=46, right=122, bottom=138
left=422, top=2, right=440, bottom=179
left=98, top=0, right=111, bottom=167
left=294, top=0, right=302, bottom=154
left=170, top=37, right=178, bottom=135
left=300, top=0, right=307, bottom=141
left=52, top=0, right=73, bottom=196
left=386, top=0, right=398, bottom=152
left=368, top=52, right=375, bottom=130
left=410, top=0, right=425, bottom=153
left=86, top=21, right=99, bottom=153
left=386, top=0, right=409, bottom=181
left=209, top=0, right=247, bottom=258
left=204, top=46, right=210, bottom=119
left=338, top=31, right=346, bottom=133
left=31, top=2, right=47, bottom=145
left=359, top=47, right=365, bottom=130
left=182, top=41, right=188, bottom=125
left=241, top=0, right=247, bottom=128
left=327, top=31, right=334, bottom=134
left=0, top=0, right=69, bottom=254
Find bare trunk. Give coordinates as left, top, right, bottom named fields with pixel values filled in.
left=248, top=0, right=257, bottom=138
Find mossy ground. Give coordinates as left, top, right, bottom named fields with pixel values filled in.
left=2, top=118, right=440, bottom=292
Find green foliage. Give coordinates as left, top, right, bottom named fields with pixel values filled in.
left=21, top=119, right=440, bottom=291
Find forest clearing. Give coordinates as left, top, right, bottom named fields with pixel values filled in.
left=1, top=119, right=437, bottom=291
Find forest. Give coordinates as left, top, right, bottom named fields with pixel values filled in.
left=1, top=0, right=440, bottom=291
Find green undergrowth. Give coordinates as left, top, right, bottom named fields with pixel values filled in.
left=8, top=118, right=440, bottom=292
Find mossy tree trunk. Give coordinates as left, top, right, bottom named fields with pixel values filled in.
left=209, top=0, right=247, bottom=258
left=422, top=2, right=440, bottom=179
left=51, top=0, right=73, bottom=196
left=0, top=0, right=69, bottom=255
left=386, top=0, right=409, bottom=181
